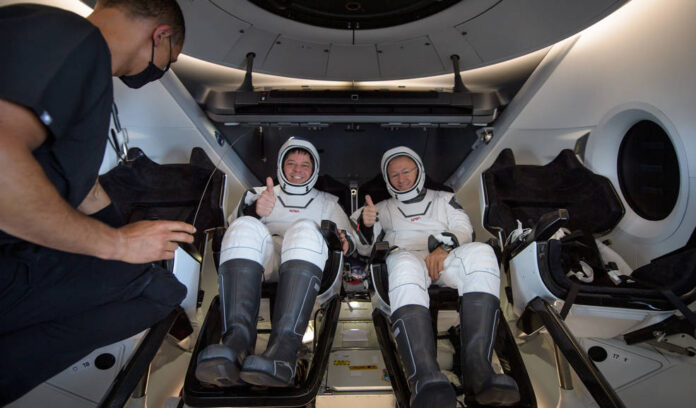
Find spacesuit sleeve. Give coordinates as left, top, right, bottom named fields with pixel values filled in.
left=436, top=192, right=474, bottom=247
left=229, top=187, right=263, bottom=224
left=349, top=205, right=385, bottom=257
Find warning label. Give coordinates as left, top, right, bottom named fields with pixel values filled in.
left=349, top=365, right=378, bottom=370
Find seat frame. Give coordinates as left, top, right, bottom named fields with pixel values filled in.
left=367, top=242, right=537, bottom=408
left=183, top=222, right=344, bottom=407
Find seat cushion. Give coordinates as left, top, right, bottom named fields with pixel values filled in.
left=632, top=248, right=696, bottom=296
left=482, top=149, right=624, bottom=239
left=543, top=239, right=693, bottom=310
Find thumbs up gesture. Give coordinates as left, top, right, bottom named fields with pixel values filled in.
left=361, top=195, right=377, bottom=228
left=256, top=177, right=276, bottom=217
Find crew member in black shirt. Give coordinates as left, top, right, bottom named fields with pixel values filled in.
left=0, top=1, right=193, bottom=404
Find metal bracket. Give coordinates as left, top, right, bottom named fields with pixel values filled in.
left=450, top=54, right=467, bottom=93
left=472, top=126, right=494, bottom=150
left=237, top=52, right=256, bottom=92
left=109, top=102, right=130, bottom=162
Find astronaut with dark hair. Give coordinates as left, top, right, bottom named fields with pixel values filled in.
left=352, top=146, right=519, bottom=407
left=196, top=137, right=355, bottom=387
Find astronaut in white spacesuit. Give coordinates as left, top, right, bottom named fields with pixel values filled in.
left=352, top=146, right=519, bottom=407
left=196, top=138, right=355, bottom=388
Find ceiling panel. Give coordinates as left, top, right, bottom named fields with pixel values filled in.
left=457, top=0, right=626, bottom=63
left=178, top=0, right=249, bottom=63
left=222, top=26, right=278, bottom=68
left=262, top=37, right=331, bottom=79
left=377, top=37, right=446, bottom=78
left=325, top=44, right=380, bottom=80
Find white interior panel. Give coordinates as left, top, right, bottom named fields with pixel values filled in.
left=104, top=73, right=251, bottom=217
left=262, top=37, right=330, bottom=78
left=178, top=0, right=249, bottom=63
left=210, top=0, right=352, bottom=45
left=428, top=27, right=483, bottom=71
left=222, top=26, right=278, bottom=67
left=377, top=37, right=445, bottom=78
left=457, top=0, right=624, bottom=63
left=351, top=0, right=499, bottom=44
left=326, top=44, right=380, bottom=81
left=186, top=0, right=624, bottom=80
left=453, top=0, right=696, bottom=267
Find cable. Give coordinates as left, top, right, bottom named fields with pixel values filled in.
left=312, top=307, right=325, bottom=352
left=191, top=131, right=251, bottom=228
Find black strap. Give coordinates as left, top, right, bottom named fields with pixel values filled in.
left=660, top=288, right=696, bottom=330
left=560, top=282, right=581, bottom=320
left=620, top=275, right=696, bottom=330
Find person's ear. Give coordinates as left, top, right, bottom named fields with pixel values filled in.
left=152, top=25, right=173, bottom=46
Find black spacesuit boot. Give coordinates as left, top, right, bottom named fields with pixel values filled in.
left=240, top=259, right=322, bottom=386
left=195, top=259, right=263, bottom=387
left=460, top=292, right=520, bottom=406
left=392, top=305, right=457, bottom=408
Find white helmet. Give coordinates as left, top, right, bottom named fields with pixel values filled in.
left=381, top=146, right=425, bottom=201
left=277, top=137, right=320, bottom=195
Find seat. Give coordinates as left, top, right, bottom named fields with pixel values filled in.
left=481, top=148, right=696, bottom=408
left=367, top=242, right=536, bottom=408
left=100, top=147, right=228, bottom=406
left=182, top=220, right=344, bottom=407
left=8, top=148, right=227, bottom=408
left=481, top=148, right=696, bottom=339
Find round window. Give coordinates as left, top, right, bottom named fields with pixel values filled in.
left=617, top=120, right=679, bottom=221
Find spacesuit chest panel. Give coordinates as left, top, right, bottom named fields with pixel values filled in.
left=264, top=188, right=323, bottom=236
left=382, top=190, right=449, bottom=251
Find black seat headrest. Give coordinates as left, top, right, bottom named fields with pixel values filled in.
left=482, top=148, right=625, bottom=238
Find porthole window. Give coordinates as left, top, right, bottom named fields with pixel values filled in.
left=617, top=120, right=679, bottom=221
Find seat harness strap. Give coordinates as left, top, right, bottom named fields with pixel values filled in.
left=560, top=282, right=581, bottom=320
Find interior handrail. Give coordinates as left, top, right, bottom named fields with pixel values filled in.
left=526, top=297, right=626, bottom=408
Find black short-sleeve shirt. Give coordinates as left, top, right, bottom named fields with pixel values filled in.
left=0, top=4, right=113, bottom=245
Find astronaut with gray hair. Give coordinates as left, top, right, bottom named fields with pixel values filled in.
left=352, top=146, right=519, bottom=407
left=196, top=137, right=355, bottom=387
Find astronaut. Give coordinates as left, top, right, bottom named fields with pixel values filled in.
left=196, top=138, right=355, bottom=387
left=352, top=146, right=519, bottom=407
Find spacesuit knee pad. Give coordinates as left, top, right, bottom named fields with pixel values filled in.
left=280, top=219, right=328, bottom=270
left=386, top=251, right=430, bottom=311
left=220, top=216, right=273, bottom=266
left=442, top=242, right=501, bottom=298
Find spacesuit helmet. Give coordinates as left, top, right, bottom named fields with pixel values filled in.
left=277, top=137, right=320, bottom=195
left=381, top=146, right=426, bottom=201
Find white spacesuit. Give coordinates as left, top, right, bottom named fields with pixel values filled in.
left=196, top=138, right=355, bottom=388
left=352, top=146, right=519, bottom=407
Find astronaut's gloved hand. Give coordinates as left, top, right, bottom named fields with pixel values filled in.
left=338, top=229, right=350, bottom=255
left=425, top=246, right=448, bottom=280
left=361, top=195, right=377, bottom=227
left=255, top=177, right=276, bottom=217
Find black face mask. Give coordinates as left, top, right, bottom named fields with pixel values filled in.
left=119, top=37, right=172, bottom=89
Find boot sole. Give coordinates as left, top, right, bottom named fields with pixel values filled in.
left=195, top=357, right=243, bottom=387
left=195, top=345, right=244, bottom=387
left=240, top=355, right=293, bottom=387
left=411, top=381, right=457, bottom=408
left=239, top=369, right=291, bottom=387
left=475, top=384, right=520, bottom=406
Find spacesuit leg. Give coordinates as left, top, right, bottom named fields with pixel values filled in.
left=439, top=242, right=519, bottom=406
left=386, top=250, right=431, bottom=312
left=387, top=251, right=456, bottom=408
left=196, top=216, right=273, bottom=387
left=241, top=219, right=327, bottom=386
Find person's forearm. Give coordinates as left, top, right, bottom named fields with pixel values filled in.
left=0, top=143, right=120, bottom=259
left=77, top=178, right=112, bottom=215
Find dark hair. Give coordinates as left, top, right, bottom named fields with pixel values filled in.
left=283, top=148, right=315, bottom=171
left=99, top=0, right=185, bottom=46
